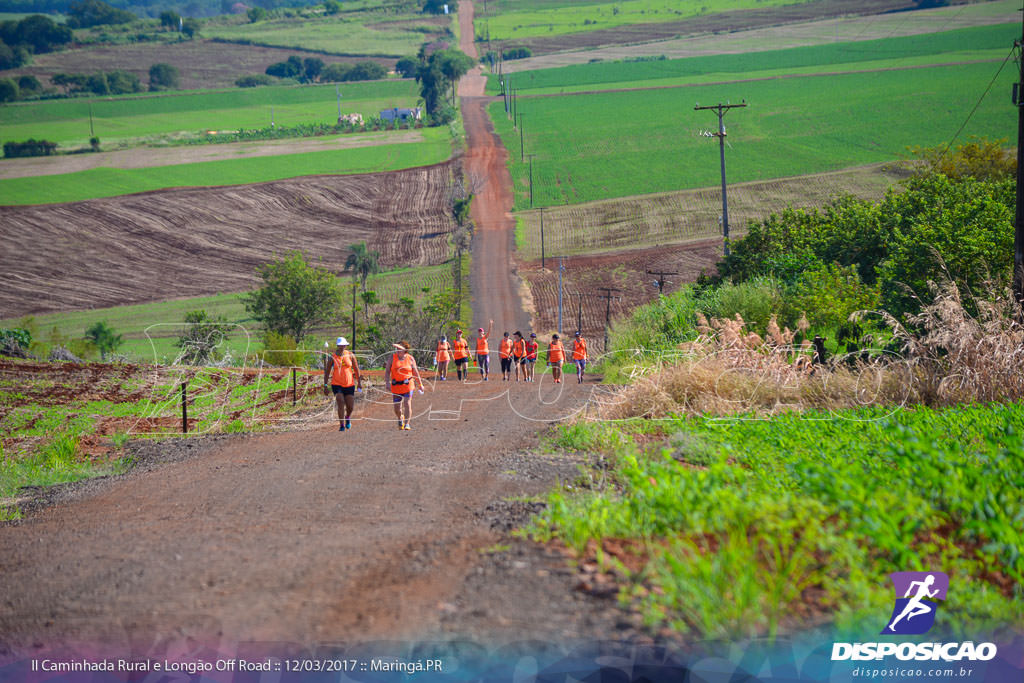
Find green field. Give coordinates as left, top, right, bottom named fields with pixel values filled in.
left=537, top=403, right=1024, bottom=637
left=2, top=261, right=462, bottom=362
left=491, top=62, right=1015, bottom=210
left=0, top=80, right=420, bottom=148
left=0, top=127, right=451, bottom=204
left=489, top=23, right=1017, bottom=95
left=482, top=0, right=815, bottom=41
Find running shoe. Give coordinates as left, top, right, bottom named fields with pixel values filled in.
left=398, top=421, right=405, bottom=430
left=346, top=419, right=351, bottom=430
left=339, top=423, right=345, bottom=431
left=403, top=423, right=412, bottom=430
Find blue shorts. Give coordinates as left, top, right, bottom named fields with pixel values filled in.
left=392, top=392, right=411, bottom=403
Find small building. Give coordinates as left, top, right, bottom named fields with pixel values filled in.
left=380, top=107, right=422, bottom=122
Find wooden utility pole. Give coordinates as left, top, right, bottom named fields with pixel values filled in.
left=695, top=101, right=746, bottom=257
left=527, top=153, right=536, bottom=207
left=597, top=287, right=622, bottom=351
left=647, top=269, right=680, bottom=295
left=557, top=257, right=565, bottom=334
left=1015, top=13, right=1024, bottom=302
left=518, top=112, right=525, bottom=162
left=540, top=207, right=546, bottom=269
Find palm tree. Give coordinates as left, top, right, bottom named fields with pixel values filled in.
left=345, top=242, right=381, bottom=293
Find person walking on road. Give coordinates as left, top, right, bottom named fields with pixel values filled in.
left=475, top=319, right=493, bottom=381
left=525, top=332, right=539, bottom=382
left=547, top=334, right=566, bottom=384
left=512, top=331, right=526, bottom=382
left=452, top=329, right=470, bottom=381
left=498, top=331, right=514, bottom=381
left=383, top=340, right=424, bottom=430
left=323, top=336, right=362, bottom=431
left=435, top=335, right=452, bottom=381
left=572, top=331, right=588, bottom=384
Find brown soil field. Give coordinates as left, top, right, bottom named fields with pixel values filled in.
left=520, top=240, right=724, bottom=353
left=0, top=131, right=425, bottom=179
left=493, top=0, right=918, bottom=58
left=501, top=1, right=1018, bottom=72
left=6, top=39, right=397, bottom=91
left=515, top=162, right=912, bottom=261
left=0, top=162, right=458, bottom=318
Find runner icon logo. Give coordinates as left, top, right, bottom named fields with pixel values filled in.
left=882, top=571, right=949, bottom=635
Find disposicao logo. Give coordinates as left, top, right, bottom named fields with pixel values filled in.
left=883, top=571, right=948, bottom=635
left=831, top=570, right=998, bottom=663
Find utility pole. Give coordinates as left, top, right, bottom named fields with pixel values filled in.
left=527, top=153, right=536, bottom=207
left=540, top=207, right=546, bottom=269
left=1015, top=12, right=1024, bottom=303
left=597, top=287, right=622, bottom=351
left=695, top=101, right=746, bottom=257
left=89, top=100, right=94, bottom=138
left=336, top=85, right=341, bottom=121
left=557, top=256, right=565, bottom=335
left=351, top=282, right=357, bottom=350
left=512, top=87, right=517, bottom=123
left=518, top=112, right=525, bottom=162
left=576, top=291, right=582, bottom=333
left=647, top=269, right=680, bottom=295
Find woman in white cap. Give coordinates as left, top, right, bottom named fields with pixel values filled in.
left=383, top=340, right=424, bottom=430
left=323, top=336, right=361, bottom=431
left=435, top=334, right=452, bottom=381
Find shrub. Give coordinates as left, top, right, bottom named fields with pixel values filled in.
left=148, top=62, right=179, bottom=90
left=235, top=73, right=274, bottom=87
left=781, top=263, right=880, bottom=331
left=4, top=138, right=58, bottom=158
left=502, top=46, right=532, bottom=60
left=696, top=277, right=783, bottom=333
left=175, top=309, right=230, bottom=365
left=260, top=330, right=307, bottom=367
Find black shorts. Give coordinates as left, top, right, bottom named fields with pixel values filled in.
left=454, top=357, right=468, bottom=367
left=332, top=384, right=355, bottom=396
left=512, top=355, right=524, bottom=365
left=500, top=357, right=513, bottom=372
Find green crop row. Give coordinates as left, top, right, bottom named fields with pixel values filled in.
left=489, top=23, right=1016, bottom=94
left=0, top=127, right=451, bottom=205
left=534, top=402, right=1024, bottom=638
left=0, top=80, right=419, bottom=148
left=490, top=62, right=1014, bottom=210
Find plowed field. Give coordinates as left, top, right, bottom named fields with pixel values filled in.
left=521, top=239, right=724, bottom=353
left=0, top=162, right=457, bottom=318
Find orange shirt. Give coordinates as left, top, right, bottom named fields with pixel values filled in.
left=548, top=340, right=565, bottom=363
left=390, top=353, right=415, bottom=394
left=330, top=351, right=356, bottom=387
left=452, top=338, right=469, bottom=360
left=475, top=336, right=489, bottom=355
left=525, top=340, right=538, bottom=359
left=499, top=337, right=513, bottom=359
left=513, top=338, right=526, bottom=357
left=436, top=340, right=451, bottom=362
left=572, top=338, right=587, bottom=360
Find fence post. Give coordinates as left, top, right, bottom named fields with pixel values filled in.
left=181, top=382, right=188, bottom=434
left=292, top=367, right=297, bottom=406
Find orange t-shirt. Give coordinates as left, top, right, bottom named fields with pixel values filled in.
left=390, top=354, right=415, bottom=394
left=499, top=338, right=513, bottom=359
left=436, top=340, right=451, bottom=362
left=330, top=351, right=356, bottom=387
left=548, top=341, right=565, bottom=363
left=475, top=336, right=489, bottom=355
left=452, top=338, right=469, bottom=360
left=572, top=338, right=587, bottom=360
left=513, top=338, right=526, bottom=357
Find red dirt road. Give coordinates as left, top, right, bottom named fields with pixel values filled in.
left=460, top=1, right=532, bottom=336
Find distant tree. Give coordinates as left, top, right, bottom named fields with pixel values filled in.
left=235, top=73, right=275, bottom=87
left=345, top=60, right=386, bottom=81
left=910, top=137, right=1015, bottom=182
left=266, top=55, right=303, bottom=79
left=175, top=310, right=230, bottom=364
left=246, top=5, right=265, bottom=22
left=159, top=9, right=180, bottom=29
left=435, top=48, right=474, bottom=104
left=84, top=321, right=123, bottom=360
left=10, top=14, right=72, bottom=53
left=181, top=16, right=200, bottom=38
left=244, top=251, right=344, bottom=342
left=323, top=0, right=340, bottom=13
left=319, top=62, right=352, bottom=82
left=66, top=0, right=135, bottom=28
left=17, top=74, right=40, bottom=93
left=0, top=40, right=25, bottom=70
left=148, top=62, right=179, bottom=90
left=0, top=77, right=18, bottom=102
left=344, top=242, right=381, bottom=293
left=51, top=72, right=87, bottom=93
left=86, top=71, right=108, bottom=94
left=395, top=56, right=417, bottom=78
left=302, top=56, right=323, bottom=82
left=105, top=69, right=141, bottom=94
left=502, top=46, right=531, bottom=59
left=414, top=48, right=473, bottom=115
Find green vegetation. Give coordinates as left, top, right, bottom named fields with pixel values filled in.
left=534, top=403, right=1023, bottom=637
left=490, top=62, right=1014, bottom=209
left=0, top=79, right=420, bottom=147
left=0, top=127, right=451, bottom=204
left=245, top=250, right=345, bottom=343
left=483, top=0, right=817, bottom=42
left=488, top=23, right=1016, bottom=94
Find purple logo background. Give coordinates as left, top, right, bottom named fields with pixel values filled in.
left=882, top=571, right=949, bottom=635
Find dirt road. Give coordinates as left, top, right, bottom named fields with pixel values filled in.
left=0, top=377, right=611, bottom=657
left=459, top=1, right=532, bottom=336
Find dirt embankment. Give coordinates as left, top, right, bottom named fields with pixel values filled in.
left=0, top=163, right=457, bottom=318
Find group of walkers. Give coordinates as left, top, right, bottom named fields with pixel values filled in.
left=322, top=326, right=589, bottom=431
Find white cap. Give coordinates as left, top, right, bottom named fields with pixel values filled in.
left=336, top=336, right=348, bottom=346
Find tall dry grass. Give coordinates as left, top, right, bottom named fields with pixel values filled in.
left=600, top=284, right=1024, bottom=420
